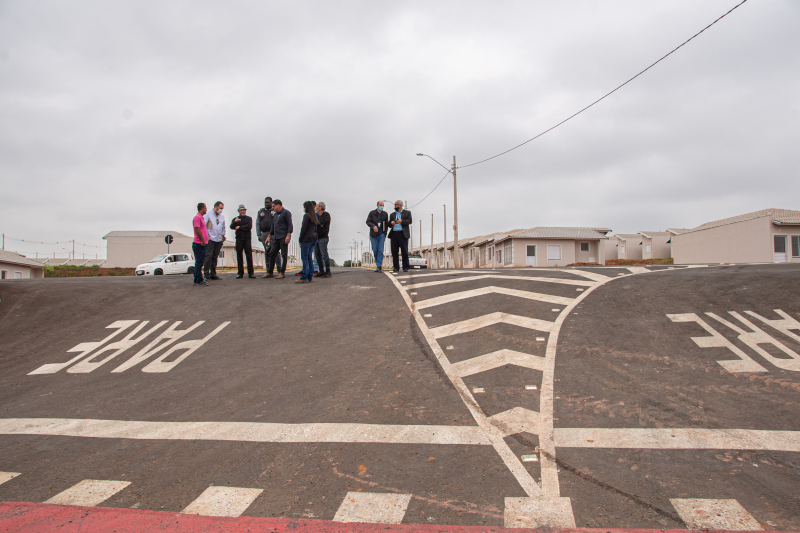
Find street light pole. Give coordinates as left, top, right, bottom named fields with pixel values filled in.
left=430, top=213, right=434, bottom=268
left=443, top=204, right=447, bottom=269
left=452, top=156, right=459, bottom=269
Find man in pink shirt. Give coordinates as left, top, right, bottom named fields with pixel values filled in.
left=192, top=203, right=209, bottom=286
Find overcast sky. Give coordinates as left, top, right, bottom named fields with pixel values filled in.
left=1, top=0, right=798, bottom=262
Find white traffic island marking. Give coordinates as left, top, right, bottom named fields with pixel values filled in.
left=430, top=312, right=554, bottom=339
left=0, top=472, right=21, bottom=486
left=405, top=275, right=595, bottom=290
left=489, top=407, right=540, bottom=436
left=504, top=497, right=576, bottom=528
left=414, top=286, right=575, bottom=309
left=182, top=486, right=263, bottom=517
left=45, top=479, right=131, bottom=507
left=451, top=349, right=545, bottom=377
left=333, top=492, right=412, bottom=524
left=0, top=418, right=491, bottom=446
left=670, top=498, right=762, bottom=530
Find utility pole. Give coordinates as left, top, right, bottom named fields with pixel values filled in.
left=452, top=156, right=459, bottom=269
left=430, top=214, right=434, bottom=268
left=443, top=204, right=447, bottom=269
left=72, top=239, right=75, bottom=260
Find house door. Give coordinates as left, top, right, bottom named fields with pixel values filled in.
left=496, top=250, right=502, bottom=266
left=526, top=245, right=537, bottom=267
left=774, top=235, right=787, bottom=263
left=620, top=245, right=626, bottom=258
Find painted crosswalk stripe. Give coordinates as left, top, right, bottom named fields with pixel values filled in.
left=489, top=407, right=540, bottom=436
left=333, top=492, right=412, bottom=524
left=430, top=312, right=554, bottom=339
left=554, top=427, right=800, bottom=451
left=0, top=418, right=490, bottom=446
left=504, top=497, right=576, bottom=528
left=405, top=274, right=595, bottom=290
left=0, top=472, right=20, bottom=486
left=670, top=498, right=762, bottom=530
left=414, top=286, right=574, bottom=310
left=182, top=486, right=263, bottom=517
left=45, top=479, right=131, bottom=507
left=451, top=349, right=545, bottom=377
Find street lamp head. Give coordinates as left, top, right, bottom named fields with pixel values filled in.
left=416, top=153, right=424, bottom=156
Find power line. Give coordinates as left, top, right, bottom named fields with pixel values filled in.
left=458, top=0, right=749, bottom=169
left=3, top=236, right=104, bottom=248
left=409, top=169, right=451, bottom=209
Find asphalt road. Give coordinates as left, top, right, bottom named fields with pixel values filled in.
left=0, top=264, right=798, bottom=530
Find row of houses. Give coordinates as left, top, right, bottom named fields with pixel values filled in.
left=411, top=208, right=800, bottom=268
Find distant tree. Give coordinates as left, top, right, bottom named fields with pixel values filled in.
left=343, top=260, right=352, bottom=267
left=329, top=258, right=339, bottom=267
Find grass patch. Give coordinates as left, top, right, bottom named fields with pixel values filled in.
left=605, top=258, right=674, bottom=265
left=45, top=265, right=135, bottom=277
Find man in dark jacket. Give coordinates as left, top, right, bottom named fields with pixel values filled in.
left=266, top=199, right=292, bottom=279
left=230, top=204, right=255, bottom=278
left=256, top=197, right=275, bottom=278
left=388, top=200, right=412, bottom=272
left=366, top=200, right=389, bottom=272
left=314, top=201, right=332, bottom=278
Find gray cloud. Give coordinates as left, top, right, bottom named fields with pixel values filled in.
left=1, top=0, right=798, bottom=261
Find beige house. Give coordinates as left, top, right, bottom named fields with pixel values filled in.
left=612, top=234, right=643, bottom=261
left=104, top=231, right=195, bottom=268
left=638, top=231, right=672, bottom=260
left=672, top=208, right=800, bottom=264
left=493, top=227, right=611, bottom=267
left=0, top=250, right=45, bottom=279
left=666, top=228, right=690, bottom=259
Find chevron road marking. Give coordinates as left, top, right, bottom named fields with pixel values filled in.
left=0, top=418, right=491, bottom=446
left=505, top=497, right=577, bottom=528
left=333, top=492, right=412, bottom=524
left=488, top=407, right=540, bottom=437
left=414, top=286, right=574, bottom=310
left=45, top=479, right=131, bottom=507
left=670, top=499, right=763, bottom=530
left=429, top=312, right=554, bottom=339
left=405, top=275, right=595, bottom=290
left=554, top=427, right=800, bottom=451
left=182, top=486, right=264, bottom=517
left=0, top=472, right=20, bottom=486
left=451, top=349, right=546, bottom=377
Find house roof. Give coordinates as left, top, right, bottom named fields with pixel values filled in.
left=687, top=208, right=800, bottom=234
left=103, top=231, right=191, bottom=239
left=666, top=228, right=690, bottom=235
left=0, top=250, right=46, bottom=269
left=501, top=227, right=611, bottom=241
left=614, top=233, right=640, bottom=240
left=638, top=231, right=672, bottom=239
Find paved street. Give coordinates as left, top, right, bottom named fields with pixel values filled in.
left=0, top=264, right=799, bottom=530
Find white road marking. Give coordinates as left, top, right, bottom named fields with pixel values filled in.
left=67, top=321, right=169, bottom=373
left=504, top=497, right=576, bottom=528
left=489, top=407, right=540, bottom=436
left=45, top=479, right=131, bottom=507
left=521, top=454, right=539, bottom=462
left=182, top=486, right=263, bottom=517
left=28, top=321, right=139, bottom=375
left=141, top=322, right=230, bottom=373
left=554, top=427, right=800, bottom=451
left=707, top=311, right=800, bottom=371
left=626, top=267, right=651, bottom=274
left=746, top=309, right=800, bottom=344
left=667, top=313, right=768, bottom=373
left=451, top=349, right=545, bottom=377
left=670, top=499, right=763, bottom=530
left=333, top=492, right=412, bottom=524
left=0, top=418, right=491, bottom=446
left=0, top=472, right=20, bottom=486
left=405, top=275, right=594, bottom=290
left=430, top=312, right=554, bottom=339
left=414, top=286, right=574, bottom=309
left=384, top=272, right=542, bottom=498
left=552, top=269, right=612, bottom=283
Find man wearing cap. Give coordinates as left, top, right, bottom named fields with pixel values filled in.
left=230, top=204, right=255, bottom=278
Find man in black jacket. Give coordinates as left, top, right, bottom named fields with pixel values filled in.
left=314, top=201, right=332, bottom=278
left=366, top=200, right=389, bottom=272
left=388, top=200, right=412, bottom=272
left=230, top=204, right=255, bottom=278
left=266, top=199, right=293, bottom=279
left=256, top=197, right=274, bottom=278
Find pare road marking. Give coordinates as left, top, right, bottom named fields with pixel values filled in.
left=28, top=320, right=230, bottom=375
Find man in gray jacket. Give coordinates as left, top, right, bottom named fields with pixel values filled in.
left=256, top=197, right=274, bottom=278
left=266, top=199, right=292, bottom=279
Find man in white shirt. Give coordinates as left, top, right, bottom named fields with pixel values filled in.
left=203, top=201, right=226, bottom=280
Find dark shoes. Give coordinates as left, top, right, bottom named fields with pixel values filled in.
left=373, top=268, right=381, bottom=273
left=320, top=273, right=332, bottom=278
left=248, top=274, right=256, bottom=278
left=209, top=275, right=220, bottom=280
left=261, top=273, right=273, bottom=278
left=403, top=269, right=409, bottom=272
left=235, top=275, right=243, bottom=279
left=194, top=280, right=208, bottom=286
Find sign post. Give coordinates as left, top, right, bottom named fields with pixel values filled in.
left=165, top=234, right=173, bottom=254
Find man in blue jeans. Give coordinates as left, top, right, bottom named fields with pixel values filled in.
left=191, top=203, right=209, bottom=286
left=366, top=200, right=389, bottom=272
left=314, top=201, right=332, bottom=278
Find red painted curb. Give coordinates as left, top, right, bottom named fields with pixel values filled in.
left=0, top=502, right=771, bottom=533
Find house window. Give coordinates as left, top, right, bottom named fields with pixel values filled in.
left=504, top=243, right=512, bottom=265
left=620, top=245, right=626, bottom=255
left=792, top=236, right=800, bottom=258
left=547, top=245, right=561, bottom=261
left=580, top=242, right=589, bottom=252
left=774, top=235, right=787, bottom=253
left=645, top=244, right=651, bottom=253
left=14, top=272, right=23, bottom=279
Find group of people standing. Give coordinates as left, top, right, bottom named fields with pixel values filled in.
left=366, top=200, right=412, bottom=272
left=191, top=198, right=332, bottom=286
